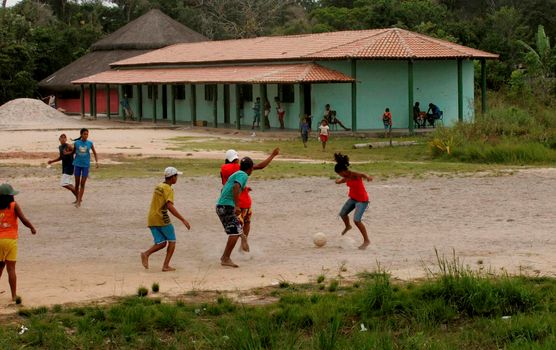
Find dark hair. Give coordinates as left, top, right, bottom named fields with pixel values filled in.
left=334, top=153, right=350, bottom=173
left=59, top=133, right=66, bottom=138
left=240, top=157, right=254, bottom=171
left=0, top=195, right=14, bottom=210
left=385, top=108, right=390, bottom=112
left=73, top=128, right=89, bottom=141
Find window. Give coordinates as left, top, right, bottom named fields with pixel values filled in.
left=147, top=85, right=158, bottom=99
left=204, top=84, right=217, bottom=101
left=175, top=85, right=186, bottom=100
left=122, top=85, right=133, bottom=98
left=239, top=84, right=253, bottom=102
left=278, top=84, right=295, bottom=103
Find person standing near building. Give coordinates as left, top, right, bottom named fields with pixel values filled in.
left=252, top=97, right=261, bottom=129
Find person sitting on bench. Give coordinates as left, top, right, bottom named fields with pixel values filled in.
left=426, top=103, right=442, bottom=127
left=323, top=104, right=350, bottom=131
left=413, top=102, right=425, bottom=128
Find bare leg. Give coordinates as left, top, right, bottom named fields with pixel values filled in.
left=354, top=221, right=370, bottom=249
left=221, top=235, right=240, bottom=267
left=340, top=215, right=352, bottom=235
left=0, top=261, right=4, bottom=278
left=337, top=120, right=350, bottom=131
left=162, top=242, right=176, bottom=271
left=141, top=242, right=167, bottom=269
left=76, top=176, right=88, bottom=207
left=240, top=221, right=251, bottom=252
left=6, top=261, right=16, bottom=301
left=74, top=175, right=81, bottom=204
left=63, top=184, right=77, bottom=199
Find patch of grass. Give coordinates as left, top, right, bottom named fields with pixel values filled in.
left=317, top=275, right=325, bottom=284
left=137, top=286, right=148, bottom=297
left=151, top=283, right=159, bottom=293
left=2, top=255, right=556, bottom=349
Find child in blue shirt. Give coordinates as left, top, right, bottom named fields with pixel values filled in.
left=73, top=128, right=98, bottom=208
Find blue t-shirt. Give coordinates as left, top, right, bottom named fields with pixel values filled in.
left=73, top=139, right=93, bottom=168
left=217, top=170, right=248, bottom=207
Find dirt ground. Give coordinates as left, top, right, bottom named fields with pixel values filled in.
left=0, top=125, right=555, bottom=311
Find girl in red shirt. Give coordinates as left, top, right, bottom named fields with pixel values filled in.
left=334, top=153, right=372, bottom=249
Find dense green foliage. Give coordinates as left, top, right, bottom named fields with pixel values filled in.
left=429, top=92, right=556, bottom=164
left=1, top=260, right=556, bottom=349
left=1, top=0, right=555, bottom=105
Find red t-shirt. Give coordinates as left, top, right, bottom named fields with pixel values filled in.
left=220, top=163, right=252, bottom=208
left=0, top=202, right=18, bottom=239
left=346, top=177, right=369, bottom=202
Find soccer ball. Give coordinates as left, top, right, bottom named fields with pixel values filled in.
left=313, top=232, right=327, bottom=248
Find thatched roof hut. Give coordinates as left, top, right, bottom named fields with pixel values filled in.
left=39, top=9, right=208, bottom=91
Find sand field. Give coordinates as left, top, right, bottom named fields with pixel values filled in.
left=0, top=114, right=555, bottom=310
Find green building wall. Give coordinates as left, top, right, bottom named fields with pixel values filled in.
left=125, top=58, right=475, bottom=129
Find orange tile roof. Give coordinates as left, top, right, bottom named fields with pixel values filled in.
left=71, top=63, right=355, bottom=85
left=113, top=28, right=498, bottom=67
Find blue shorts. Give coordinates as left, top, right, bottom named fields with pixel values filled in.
left=383, top=122, right=391, bottom=130
left=74, top=166, right=89, bottom=177
left=149, top=225, right=176, bottom=244
left=339, top=198, right=369, bottom=222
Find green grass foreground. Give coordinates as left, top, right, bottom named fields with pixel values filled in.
left=2, top=259, right=556, bottom=349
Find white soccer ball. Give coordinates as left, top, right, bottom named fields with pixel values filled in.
left=313, top=232, right=327, bottom=248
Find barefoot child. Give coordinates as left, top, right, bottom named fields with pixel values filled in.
left=73, top=128, right=98, bottom=208
left=220, top=148, right=279, bottom=253
left=216, top=157, right=254, bottom=267
left=334, top=153, right=372, bottom=249
left=0, top=184, right=37, bottom=302
left=47, top=134, right=77, bottom=200
left=141, top=167, right=191, bottom=272
left=319, top=119, right=330, bottom=151
left=300, top=118, right=309, bottom=148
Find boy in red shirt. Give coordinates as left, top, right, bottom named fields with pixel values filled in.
left=333, top=153, right=373, bottom=250
left=220, top=147, right=279, bottom=252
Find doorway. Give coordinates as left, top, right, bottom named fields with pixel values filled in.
left=303, top=84, right=311, bottom=116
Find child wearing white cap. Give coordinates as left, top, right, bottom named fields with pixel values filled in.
left=141, top=167, right=191, bottom=272
left=220, top=147, right=279, bottom=253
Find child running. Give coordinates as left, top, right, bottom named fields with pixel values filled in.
left=0, top=183, right=37, bottom=302
left=334, top=153, right=372, bottom=250
left=141, top=167, right=191, bottom=272
left=72, top=128, right=98, bottom=208
left=319, top=119, right=330, bottom=151
left=47, top=134, right=77, bottom=200
left=300, top=118, right=309, bottom=148
left=216, top=157, right=254, bottom=267
left=220, top=148, right=279, bottom=252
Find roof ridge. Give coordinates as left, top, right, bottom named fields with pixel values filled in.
left=303, top=29, right=389, bottom=58
left=402, top=29, right=473, bottom=57
left=392, top=28, right=415, bottom=59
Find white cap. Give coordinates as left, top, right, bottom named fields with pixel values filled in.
left=164, top=166, right=183, bottom=178
left=225, top=149, right=239, bottom=162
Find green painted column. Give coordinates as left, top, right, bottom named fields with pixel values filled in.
left=235, top=85, right=241, bottom=130
left=481, top=59, right=487, bottom=114
left=170, top=85, right=176, bottom=125
left=80, top=85, right=85, bottom=118
left=457, top=59, right=463, bottom=122
left=213, top=85, right=218, bottom=128
left=152, top=85, right=157, bottom=123
left=298, top=83, right=305, bottom=126
left=89, top=84, right=94, bottom=118
left=191, top=85, right=197, bottom=126
left=350, top=59, right=357, bottom=131
left=408, top=60, right=414, bottom=133
left=92, top=84, right=97, bottom=119
left=106, top=84, right=111, bottom=119
left=137, top=84, right=143, bottom=121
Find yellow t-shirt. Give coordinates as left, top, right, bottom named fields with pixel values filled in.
left=147, top=182, right=174, bottom=227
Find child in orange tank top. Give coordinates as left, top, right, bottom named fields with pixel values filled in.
left=0, top=183, right=37, bottom=302
left=333, top=153, right=372, bottom=250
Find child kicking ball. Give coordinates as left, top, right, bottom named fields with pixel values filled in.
left=141, top=167, right=191, bottom=272
left=334, top=153, right=372, bottom=249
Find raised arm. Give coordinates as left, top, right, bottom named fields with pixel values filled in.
left=167, top=201, right=190, bottom=229
left=253, top=147, right=280, bottom=170
left=15, top=203, right=36, bottom=234
left=350, top=170, right=373, bottom=182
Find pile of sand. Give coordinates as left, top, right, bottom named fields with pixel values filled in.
left=0, top=98, right=81, bottom=128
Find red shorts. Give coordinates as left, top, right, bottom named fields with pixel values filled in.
left=319, top=134, right=329, bottom=142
